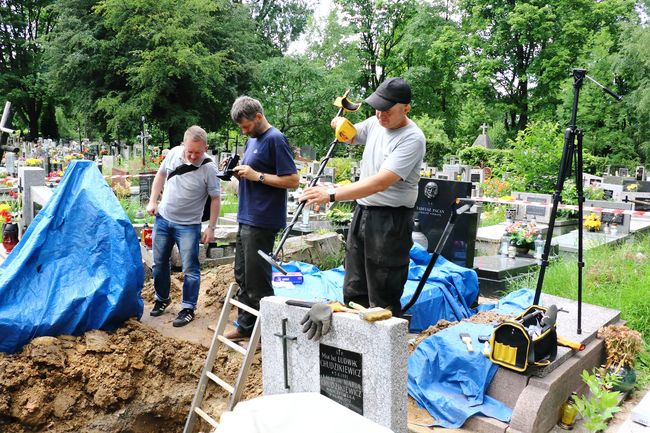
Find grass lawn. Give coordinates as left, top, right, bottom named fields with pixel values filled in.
left=510, top=233, right=650, bottom=387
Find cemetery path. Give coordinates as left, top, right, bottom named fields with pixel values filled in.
left=0, top=263, right=264, bottom=433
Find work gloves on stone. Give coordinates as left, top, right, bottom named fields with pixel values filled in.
left=300, top=302, right=332, bottom=341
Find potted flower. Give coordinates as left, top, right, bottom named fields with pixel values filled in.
left=584, top=213, right=601, bottom=232
left=504, top=220, right=540, bottom=254
left=598, top=324, right=643, bottom=392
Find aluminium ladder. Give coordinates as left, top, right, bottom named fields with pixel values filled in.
left=183, top=283, right=261, bottom=433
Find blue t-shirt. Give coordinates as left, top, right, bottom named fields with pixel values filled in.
left=238, top=127, right=297, bottom=230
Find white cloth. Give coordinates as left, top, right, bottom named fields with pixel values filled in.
left=216, top=393, right=395, bottom=433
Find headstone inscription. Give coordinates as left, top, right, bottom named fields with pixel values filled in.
left=414, top=178, right=478, bottom=268
left=320, top=344, right=363, bottom=415
left=260, top=296, right=408, bottom=433
left=513, top=192, right=552, bottom=224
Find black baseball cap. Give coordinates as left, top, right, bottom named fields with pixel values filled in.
left=365, top=77, right=412, bottom=111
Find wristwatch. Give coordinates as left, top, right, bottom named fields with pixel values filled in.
left=207, top=224, right=217, bottom=230
left=258, top=173, right=265, bottom=183
left=327, top=187, right=336, bottom=203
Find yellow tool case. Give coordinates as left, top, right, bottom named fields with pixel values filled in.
left=488, top=305, right=558, bottom=372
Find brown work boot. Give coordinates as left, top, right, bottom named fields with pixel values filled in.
left=223, top=328, right=250, bottom=342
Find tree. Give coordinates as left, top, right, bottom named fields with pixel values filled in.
left=45, top=0, right=264, bottom=145
left=243, top=0, right=313, bottom=53
left=0, top=0, right=57, bottom=139
left=459, top=0, right=637, bottom=134
left=252, top=55, right=360, bottom=157
left=334, top=0, right=418, bottom=92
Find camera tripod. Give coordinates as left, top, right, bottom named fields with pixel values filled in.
left=533, top=69, right=621, bottom=334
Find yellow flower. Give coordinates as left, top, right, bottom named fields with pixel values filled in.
left=626, top=184, right=638, bottom=191
left=25, top=158, right=42, bottom=166
left=0, top=203, right=11, bottom=213
left=500, top=195, right=514, bottom=201
left=584, top=213, right=601, bottom=230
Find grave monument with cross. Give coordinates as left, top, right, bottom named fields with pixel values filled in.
left=472, top=123, right=492, bottom=148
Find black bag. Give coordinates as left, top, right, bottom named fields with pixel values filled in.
left=488, top=305, right=558, bottom=372
left=167, top=158, right=214, bottom=222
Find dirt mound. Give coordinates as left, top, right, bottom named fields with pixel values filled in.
left=142, top=264, right=235, bottom=315
left=0, top=318, right=261, bottom=433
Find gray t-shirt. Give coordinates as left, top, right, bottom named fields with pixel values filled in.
left=355, top=116, right=426, bottom=207
left=157, top=145, right=220, bottom=224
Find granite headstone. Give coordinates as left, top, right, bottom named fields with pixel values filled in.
left=414, top=178, right=477, bottom=268
left=260, top=296, right=408, bottom=433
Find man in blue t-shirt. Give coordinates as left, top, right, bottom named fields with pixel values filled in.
left=224, top=96, right=299, bottom=342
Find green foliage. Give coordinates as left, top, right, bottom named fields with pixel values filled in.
left=252, top=55, right=357, bottom=156
left=119, top=197, right=153, bottom=224
left=412, top=114, right=451, bottom=167
left=328, top=158, right=353, bottom=183
left=0, top=0, right=57, bottom=139
left=572, top=369, right=621, bottom=433
left=459, top=147, right=513, bottom=178
left=246, top=0, right=313, bottom=53
left=510, top=234, right=650, bottom=367
left=508, top=121, right=564, bottom=193
left=46, top=0, right=262, bottom=145
left=326, top=202, right=353, bottom=224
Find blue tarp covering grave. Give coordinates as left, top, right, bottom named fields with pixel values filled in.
left=272, top=242, right=479, bottom=333
left=0, top=160, right=144, bottom=353
left=407, top=289, right=535, bottom=428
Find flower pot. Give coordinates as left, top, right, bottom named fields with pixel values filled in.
left=515, top=244, right=532, bottom=255
left=610, top=366, right=636, bottom=392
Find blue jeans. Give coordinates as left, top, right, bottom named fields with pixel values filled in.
left=152, top=215, right=201, bottom=310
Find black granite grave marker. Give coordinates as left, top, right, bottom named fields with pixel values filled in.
left=415, top=178, right=478, bottom=268
left=139, top=174, right=154, bottom=205
left=319, top=344, right=363, bottom=415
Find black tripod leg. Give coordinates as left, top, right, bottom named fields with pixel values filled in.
left=575, top=130, right=585, bottom=334
left=534, top=128, right=576, bottom=305
left=534, top=70, right=585, bottom=306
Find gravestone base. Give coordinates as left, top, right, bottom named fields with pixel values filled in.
left=461, top=294, right=621, bottom=433
left=260, top=296, right=409, bottom=433
left=554, top=230, right=629, bottom=257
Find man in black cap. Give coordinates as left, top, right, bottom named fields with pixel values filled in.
left=300, top=77, right=425, bottom=315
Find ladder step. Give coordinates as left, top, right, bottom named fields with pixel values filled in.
left=217, top=335, right=248, bottom=355
left=230, top=299, right=259, bottom=317
left=194, top=406, right=219, bottom=429
left=206, top=371, right=235, bottom=394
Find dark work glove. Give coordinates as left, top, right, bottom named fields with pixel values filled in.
left=299, top=303, right=332, bottom=341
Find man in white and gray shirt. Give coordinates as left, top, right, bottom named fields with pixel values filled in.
left=301, top=77, right=426, bottom=316
left=146, top=125, right=221, bottom=327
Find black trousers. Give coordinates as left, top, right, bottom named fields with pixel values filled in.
left=234, top=223, right=278, bottom=335
left=343, top=205, right=414, bottom=316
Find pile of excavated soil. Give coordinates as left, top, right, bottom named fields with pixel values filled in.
left=141, top=263, right=235, bottom=315
left=408, top=311, right=513, bottom=354
left=0, top=318, right=261, bottom=433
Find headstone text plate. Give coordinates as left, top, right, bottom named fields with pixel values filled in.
left=320, top=344, right=363, bottom=415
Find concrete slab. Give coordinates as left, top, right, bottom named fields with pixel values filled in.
left=554, top=230, right=628, bottom=255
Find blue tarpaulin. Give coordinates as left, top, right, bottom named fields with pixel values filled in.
left=272, top=242, right=479, bottom=332
left=0, top=160, right=144, bottom=353
left=407, top=289, right=535, bottom=428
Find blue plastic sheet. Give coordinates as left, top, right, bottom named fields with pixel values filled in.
left=272, top=243, right=479, bottom=332
left=0, top=160, right=144, bottom=353
left=408, top=322, right=513, bottom=428
left=407, top=289, right=535, bottom=428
